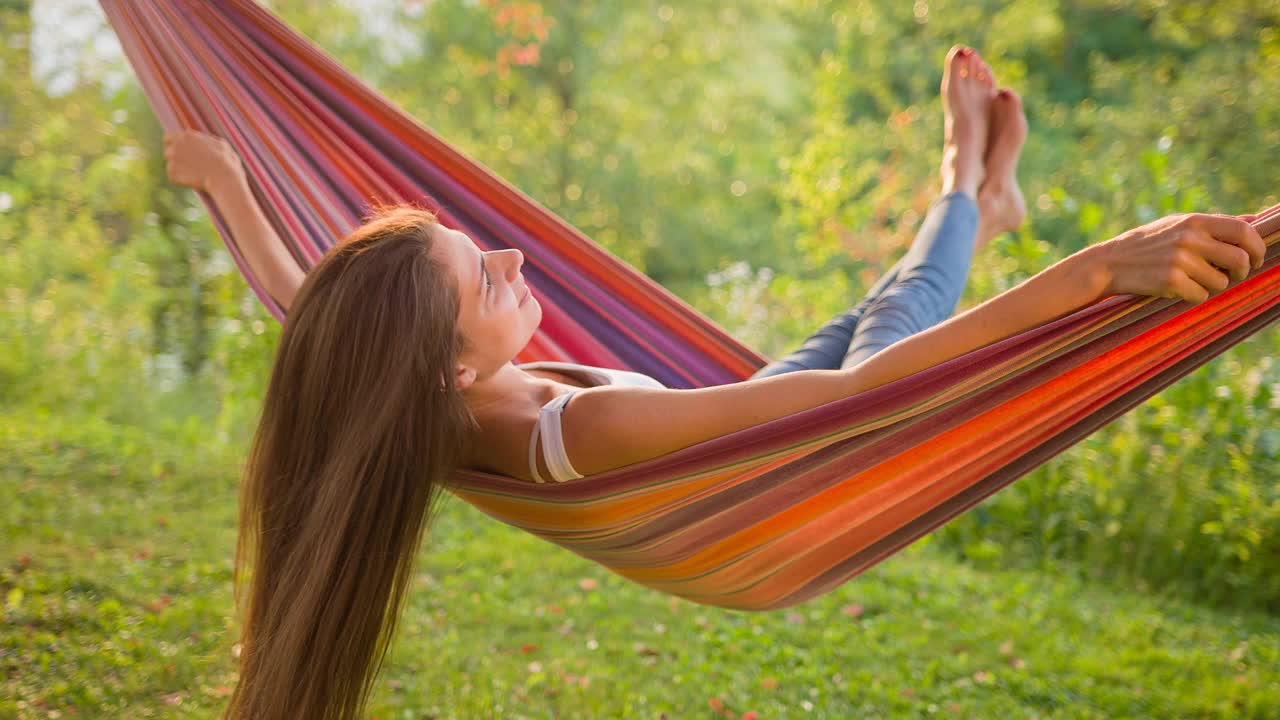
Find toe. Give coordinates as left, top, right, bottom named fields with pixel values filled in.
left=994, top=89, right=1026, bottom=126
left=987, top=92, right=1028, bottom=165
left=946, top=45, right=972, bottom=79
left=980, top=60, right=995, bottom=87
left=1007, top=91, right=1028, bottom=134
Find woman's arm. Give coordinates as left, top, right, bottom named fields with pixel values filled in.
left=560, top=213, right=1266, bottom=477
left=164, top=131, right=304, bottom=311
left=205, top=168, right=304, bottom=311
left=562, top=248, right=1106, bottom=476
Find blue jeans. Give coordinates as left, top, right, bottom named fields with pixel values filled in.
left=752, top=191, right=979, bottom=377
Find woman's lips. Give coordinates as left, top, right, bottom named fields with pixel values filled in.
left=519, top=286, right=531, bottom=306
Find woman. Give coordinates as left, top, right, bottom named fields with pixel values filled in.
left=165, top=47, right=1264, bottom=720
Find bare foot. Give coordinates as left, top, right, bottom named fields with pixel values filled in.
left=940, top=45, right=996, bottom=199
left=976, top=89, right=1028, bottom=249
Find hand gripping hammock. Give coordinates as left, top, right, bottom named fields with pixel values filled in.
left=101, top=0, right=1280, bottom=610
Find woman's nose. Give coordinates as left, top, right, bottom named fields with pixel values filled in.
left=498, top=248, right=524, bottom=277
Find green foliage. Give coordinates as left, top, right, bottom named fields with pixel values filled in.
left=379, top=0, right=802, bottom=289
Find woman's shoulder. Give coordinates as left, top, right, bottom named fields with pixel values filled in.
left=463, top=376, right=645, bottom=482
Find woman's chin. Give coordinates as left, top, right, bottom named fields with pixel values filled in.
left=520, top=304, right=543, bottom=347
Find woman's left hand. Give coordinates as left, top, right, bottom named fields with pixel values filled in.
left=163, top=130, right=243, bottom=193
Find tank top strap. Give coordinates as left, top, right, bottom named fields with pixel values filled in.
left=527, top=391, right=585, bottom=483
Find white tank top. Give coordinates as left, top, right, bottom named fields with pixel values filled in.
left=517, top=361, right=666, bottom=483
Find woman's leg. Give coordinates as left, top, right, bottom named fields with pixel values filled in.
left=747, top=262, right=905, bottom=379
left=751, top=191, right=978, bottom=378
left=840, top=191, right=978, bottom=368
left=752, top=48, right=1029, bottom=380
left=842, top=88, right=1027, bottom=369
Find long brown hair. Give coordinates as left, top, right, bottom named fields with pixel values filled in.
left=226, top=205, right=475, bottom=720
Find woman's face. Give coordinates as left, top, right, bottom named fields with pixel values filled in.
left=432, top=224, right=541, bottom=389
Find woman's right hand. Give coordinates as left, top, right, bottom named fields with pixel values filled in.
left=1094, top=213, right=1266, bottom=303
left=163, top=130, right=243, bottom=194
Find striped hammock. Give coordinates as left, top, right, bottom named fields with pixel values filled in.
left=102, top=0, right=1280, bottom=611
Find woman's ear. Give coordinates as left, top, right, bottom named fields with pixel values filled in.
left=454, top=363, right=478, bottom=392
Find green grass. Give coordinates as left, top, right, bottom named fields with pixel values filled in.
left=3, top=410, right=1278, bottom=719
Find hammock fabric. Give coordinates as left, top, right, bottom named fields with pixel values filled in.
left=102, top=0, right=1280, bottom=611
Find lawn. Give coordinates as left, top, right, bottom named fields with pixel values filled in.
left=3, top=410, right=1277, bottom=719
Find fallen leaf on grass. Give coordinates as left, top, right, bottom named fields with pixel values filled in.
left=520, top=643, right=539, bottom=654
left=842, top=603, right=864, bottom=618
left=633, top=642, right=660, bottom=657
left=708, top=697, right=733, bottom=717
left=578, top=578, right=597, bottom=590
